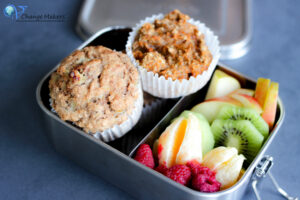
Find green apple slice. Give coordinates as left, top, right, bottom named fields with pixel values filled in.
left=191, top=97, right=241, bottom=123
left=205, top=70, right=241, bottom=100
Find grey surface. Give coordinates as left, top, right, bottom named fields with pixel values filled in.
left=0, top=0, right=299, bottom=200
left=77, top=0, right=251, bottom=59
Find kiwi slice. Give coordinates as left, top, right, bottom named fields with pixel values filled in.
left=216, top=106, right=269, bottom=139
left=211, top=119, right=264, bottom=162
left=178, top=111, right=215, bottom=156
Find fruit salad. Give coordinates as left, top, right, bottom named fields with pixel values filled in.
left=133, top=69, right=279, bottom=193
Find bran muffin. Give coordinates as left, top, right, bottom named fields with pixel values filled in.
left=49, top=46, right=143, bottom=137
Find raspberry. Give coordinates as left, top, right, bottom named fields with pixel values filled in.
left=187, top=162, right=220, bottom=192
left=187, top=161, right=216, bottom=177
left=198, top=166, right=216, bottom=177
left=134, top=144, right=155, bottom=169
left=155, top=165, right=168, bottom=175
left=186, top=161, right=203, bottom=176
left=191, top=173, right=221, bottom=193
left=165, top=165, right=191, bottom=185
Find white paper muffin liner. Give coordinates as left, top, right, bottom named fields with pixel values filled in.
left=50, top=82, right=143, bottom=143
left=120, top=93, right=166, bottom=153
left=126, top=14, right=220, bottom=98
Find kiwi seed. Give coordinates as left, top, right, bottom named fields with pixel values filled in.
left=211, top=119, right=264, bottom=163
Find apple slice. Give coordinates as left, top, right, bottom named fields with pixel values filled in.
left=175, top=113, right=203, bottom=165
left=157, top=117, right=187, bottom=167
left=261, top=82, right=279, bottom=129
left=205, top=70, right=241, bottom=100
left=229, top=88, right=255, bottom=97
left=191, top=97, right=241, bottom=123
left=230, top=93, right=262, bottom=114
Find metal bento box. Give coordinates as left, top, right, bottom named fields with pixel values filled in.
left=36, top=27, right=285, bottom=200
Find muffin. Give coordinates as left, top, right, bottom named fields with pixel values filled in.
left=49, top=45, right=143, bottom=142
left=126, top=10, right=220, bottom=98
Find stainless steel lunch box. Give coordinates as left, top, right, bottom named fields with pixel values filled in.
left=36, top=27, right=285, bottom=200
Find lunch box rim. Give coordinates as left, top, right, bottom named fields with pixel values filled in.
left=35, top=26, right=285, bottom=198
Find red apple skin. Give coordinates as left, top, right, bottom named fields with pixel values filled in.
left=230, top=94, right=263, bottom=114
left=206, top=96, right=242, bottom=106
left=192, top=97, right=242, bottom=123
left=229, top=88, right=255, bottom=97
left=255, top=78, right=271, bottom=107
left=261, top=82, right=279, bottom=129
left=241, top=94, right=261, bottom=106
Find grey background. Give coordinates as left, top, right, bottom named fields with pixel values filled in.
left=0, top=0, right=299, bottom=199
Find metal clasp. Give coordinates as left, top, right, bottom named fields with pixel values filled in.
left=252, top=155, right=298, bottom=200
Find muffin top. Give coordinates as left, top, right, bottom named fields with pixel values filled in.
left=132, top=9, right=212, bottom=81
left=49, top=46, right=140, bottom=133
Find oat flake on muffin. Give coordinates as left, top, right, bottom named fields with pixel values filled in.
left=132, top=9, right=212, bottom=81
left=49, top=46, right=140, bottom=133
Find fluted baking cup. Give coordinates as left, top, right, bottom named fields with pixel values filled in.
left=120, top=92, right=167, bottom=153
left=50, top=82, right=143, bottom=143
left=126, top=14, right=220, bottom=98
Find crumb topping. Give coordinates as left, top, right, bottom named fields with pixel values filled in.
left=132, top=9, right=212, bottom=81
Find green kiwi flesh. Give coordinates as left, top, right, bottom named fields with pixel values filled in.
left=211, top=119, right=264, bottom=162
left=216, top=105, right=269, bottom=139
